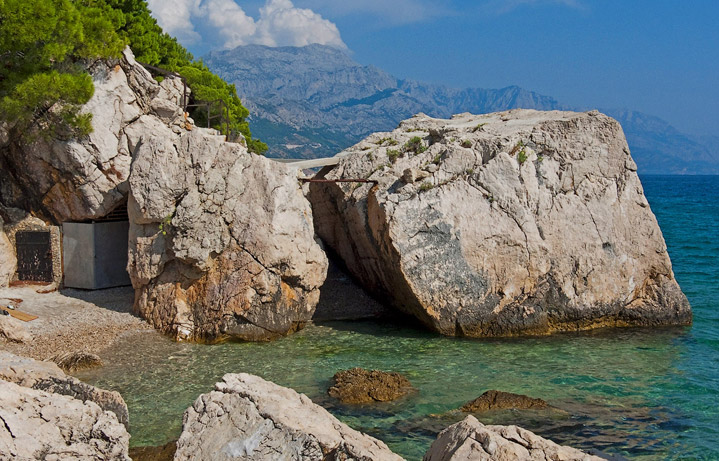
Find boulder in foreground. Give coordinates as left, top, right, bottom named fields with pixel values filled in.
left=310, top=110, right=691, bottom=337
left=424, top=415, right=602, bottom=461
left=174, top=373, right=403, bottom=460
left=0, top=352, right=130, bottom=460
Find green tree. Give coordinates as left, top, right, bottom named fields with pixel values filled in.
left=103, top=0, right=267, bottom=153
left=0, top=0, right=126, bottom=139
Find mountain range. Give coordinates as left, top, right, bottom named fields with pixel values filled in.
left=204, top=44, right=718, bottom=175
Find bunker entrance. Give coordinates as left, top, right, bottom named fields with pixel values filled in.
left=16, top=231, right=54, bottom=282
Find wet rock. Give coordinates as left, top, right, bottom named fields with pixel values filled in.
left=0, top=314, right=32, bottom=343
left=460, top=390, right=548, bottom=412
left=0, top=350, right=129, bottom=428
left=424, top=415, right=602, bottom=461
left=130, top=442, right=177, bottom=461
left=50, top=350, right=104, bottom=372
left=0, top=352, right=130, bottom=460
left=128, top=129, right=328, bottom=342
left=328, top=367, right=415, bottom=404
left=174, top=373, right=403, bottom=460
left=310, top=110, right=691, bottom=337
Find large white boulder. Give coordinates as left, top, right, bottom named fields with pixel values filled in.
left=309, top=110, right=691, bottom=337
left=174, top=373, right=403, bottom=460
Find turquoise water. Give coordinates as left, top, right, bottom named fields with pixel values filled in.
left=77, top=175, right=719, bottom=460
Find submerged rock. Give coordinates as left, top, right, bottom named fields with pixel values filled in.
left=310, top=110, right=691, bottom=337
left=174, top=373, right=403, bottom=460
left=0, top=352, right=130, bottom=460
left=127, top=128, right=328, bottom=342
left=460, top=390, right=548, bottom=412
left=0, top=350, right=129, bottom=428
left=51, top=350, right=104, bottom=372
left=424, top=415, right=602, bottom=461
left=328, top=367, right=416, bottom=404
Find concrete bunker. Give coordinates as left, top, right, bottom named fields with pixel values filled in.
left=62, top=202, right=131, bottom=290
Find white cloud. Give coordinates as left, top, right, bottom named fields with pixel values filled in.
left=147, top=0, right=346, bottom=50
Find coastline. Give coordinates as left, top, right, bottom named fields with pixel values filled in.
left=0, top=285, right=152, bottom=361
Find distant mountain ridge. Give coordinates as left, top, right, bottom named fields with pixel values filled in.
left=204, top=44, right=718, bottom=174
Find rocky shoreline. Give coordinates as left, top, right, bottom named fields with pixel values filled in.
left=0, top=350, right=606, bottom=460
left=0, top=286, right=152, bottom=361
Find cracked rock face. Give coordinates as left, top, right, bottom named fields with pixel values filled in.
left=0, top=48, right=188, bottom=223
left=128, top=129, right=327, bottom=342
left=310, top=109, right=691, bottom=337
left=174, top=373, right=403, bottom=461
left=0, top=352, right=130, bottom=460
left=424, top=415, right=602, bottom=461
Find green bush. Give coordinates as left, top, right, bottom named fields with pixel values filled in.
left=405, top=136, right=427, bottom=154
left=387, top=149, right=400, bottom=163
left=461, top=139, right=473, bottom=148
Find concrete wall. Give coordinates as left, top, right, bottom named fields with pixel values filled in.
left=63, top=222, right=131, bottom=289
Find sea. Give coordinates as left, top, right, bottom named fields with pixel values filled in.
left=77, top=175, right=719, bottom=460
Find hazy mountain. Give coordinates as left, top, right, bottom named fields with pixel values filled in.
left=205, top=44, right=718, bottom=174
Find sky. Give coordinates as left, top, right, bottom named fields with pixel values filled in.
left=147, top=0, right=719, bottom=136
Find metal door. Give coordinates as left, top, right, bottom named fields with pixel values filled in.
left=15, top=231, right=53, bottom=282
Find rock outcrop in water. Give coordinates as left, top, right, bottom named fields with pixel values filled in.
left=0, top=351, right=130, bottom=460
left=328, top=367, right=415, bottom=404
left=174, top=373, right=402, bottom=460
left=128, top=128, right=327, bottom=342
left=460, top=390, right=548, bottom=412
left=310, top=109, right=691, bottom=337
left=425, top=415, right=602, bottom=461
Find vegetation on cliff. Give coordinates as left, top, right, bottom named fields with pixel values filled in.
left=0, top=0, right=266, bottom=153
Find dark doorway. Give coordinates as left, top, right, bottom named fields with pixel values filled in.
left=16, top=231, right=53, bottom=282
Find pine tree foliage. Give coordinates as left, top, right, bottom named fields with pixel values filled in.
left=0, top=0, right=266, bottom=153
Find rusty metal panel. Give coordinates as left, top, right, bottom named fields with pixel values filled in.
left=15, top=231, right=53, bottom=282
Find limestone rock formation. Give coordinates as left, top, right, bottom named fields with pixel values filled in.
left=0, top=351, right=129, bottom=428
left=425, top=415, right=602, bottom=461
left=174, top=373, right=403, bottom=460
left=127, top=129, right=327, bottom=342
left=460, top=390, right=548, bottom=412
left=0, top=380, right=130, bottom=460
left=310, top=110, right=691, bottom=337
left=0, top=314, right=32, bottom=343
left=0, top=352, right=130, bottom=460
left=0, top=48, right=189, bottom=223
left=0, top=219, right=15, bottom=287
left=328, top=367, right=415, bottom=404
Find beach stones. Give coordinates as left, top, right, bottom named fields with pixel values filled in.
left=460, top=390, right=548, bottom=412
left=328, top=367, right=415, bottom=404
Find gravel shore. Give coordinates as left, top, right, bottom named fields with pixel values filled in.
left=0, top=285, right=153, bottom=361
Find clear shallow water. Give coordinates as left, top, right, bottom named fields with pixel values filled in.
left=77, top=175, right=719, bottom=460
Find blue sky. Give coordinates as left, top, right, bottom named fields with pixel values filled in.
left=149, top=0, right=719, bottom=136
